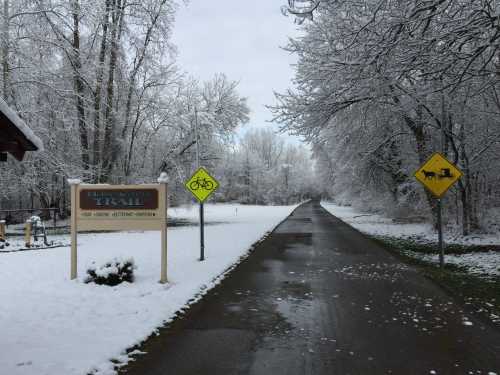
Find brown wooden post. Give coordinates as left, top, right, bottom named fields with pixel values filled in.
left=24, top=220, right=31, bottom=248
left=0, top=219, right=5, bottom=241
left=158, top=175, right=168, bottom=283
left=68, top=179, right=80, bottom=280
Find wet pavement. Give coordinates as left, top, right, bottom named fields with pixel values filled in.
left=122, top=201, right=500, bottom=375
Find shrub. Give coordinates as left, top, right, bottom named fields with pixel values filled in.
left=85, top=257, right=136, bottom=286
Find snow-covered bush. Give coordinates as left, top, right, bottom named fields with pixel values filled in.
left=85, top=258, right=136, bottom=286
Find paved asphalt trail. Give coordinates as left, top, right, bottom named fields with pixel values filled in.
left=123, top=201, right=500, bottom=375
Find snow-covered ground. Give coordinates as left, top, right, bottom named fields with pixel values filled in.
left=0, top=203, right=298, bottom=375
left=406, top=251, right=500, bottom=277
left=320, top=203, right=500, bottom=245
left=0, top=204, right=246, bottom=251
left=321, top=204, right=434, bottom=238
left=1, top=235, right=68, bottom=252
left=321, top=202, right=500, bottom=278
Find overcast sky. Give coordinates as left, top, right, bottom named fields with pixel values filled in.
left=171, top=0, right=301, bottom=141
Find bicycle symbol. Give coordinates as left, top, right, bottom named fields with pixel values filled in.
left=189, top=177, right=214, bottom=191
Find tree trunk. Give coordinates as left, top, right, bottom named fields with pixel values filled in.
left=124, top=102, right=142, bottom=179
left=92, top=0, right=111, bottom=182
left=467, top=172, right=480, bottom=232
left=460, top=181, right=469, bottom=235
left=118, top=0, right=169, bottom=178
left=2, top=0, right=9, bottom=101
left=458, top=121, right=470, bottom=235
left=72, top=0, right=89, bottom=171
left=101, top=0, right=123, bottom=182
left=409, top=114, right=439, bottom=227
left=391, top=91, right=439, bottom=226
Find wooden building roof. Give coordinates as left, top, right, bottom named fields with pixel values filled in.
left=0, top=97, right=43, bottom=161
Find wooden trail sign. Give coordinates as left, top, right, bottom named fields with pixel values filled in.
left=69, top=177, right=168, bottom=283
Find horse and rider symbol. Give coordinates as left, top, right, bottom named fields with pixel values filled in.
left=421, top=168, right=453, bottom=180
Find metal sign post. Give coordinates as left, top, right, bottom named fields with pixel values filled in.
left=414, top=153, right=462, bottom=267
left=200, top=202, right=205, bottom=261
left=185, top=167, right=220, bottom=261
left=437, top=199, right=444, bottom=267
left=194, top=108, right=203, bottom=261
left=188, top=109, right=220, bottom=261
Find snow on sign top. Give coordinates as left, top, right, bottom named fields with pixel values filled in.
left=0, top=96, right=44, bottom=151
left=414, top=152, right=462, bottom=198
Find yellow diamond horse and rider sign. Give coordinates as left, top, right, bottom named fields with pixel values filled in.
left=415, top=153, right=463, bottom=198
left=185, top=167, right=220, bottom=203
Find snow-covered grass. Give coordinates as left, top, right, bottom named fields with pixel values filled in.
left=0, top=236, right=68, bottom=252
left=321, top=202, right=500, bottom=278
left=405, top=251, right=500, bottom=277
left=321, top=203, right=500, bottom=246
left=0, top=204, right=247, bottom=251
left=321, top=204, right=435, bottom=240
left=0, top=203, right=297, bottom=375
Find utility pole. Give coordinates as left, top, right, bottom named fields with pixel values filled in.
left=194, top=107, right=205, bottom=261
left=438, top=94, right=446, bottom=267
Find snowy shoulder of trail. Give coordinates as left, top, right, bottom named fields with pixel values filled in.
left=320, top=202, right=500, bottom=246
left=411, top=251, right=500, bottom=278
left=320, top=203, right=434, bottom=240
left=320, top=202, right=500, bottom=278
left=0, top=203, right=298, bottom=375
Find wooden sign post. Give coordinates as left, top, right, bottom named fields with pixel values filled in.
left=68, top=174, right=169, bottom=283
left=0, top=220, right=5, bottom=241
left=24, top=220, right=32, bottom=248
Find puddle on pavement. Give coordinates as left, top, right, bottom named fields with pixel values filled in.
left=281, top=281, right=313, bottom=299
left=288, top=217, right=312, bottom=222
left=275, top=216, right=314, bottom=233
left=226, top=304, right=244, bottom=313
left=334, top=262, right=411, bottom=282
left=271, top=232, right=313, bottom=244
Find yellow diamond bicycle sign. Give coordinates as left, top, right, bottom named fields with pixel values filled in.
left=185, top=167, right=220, bottom=203
left=415, top=152, right=462, bottom=198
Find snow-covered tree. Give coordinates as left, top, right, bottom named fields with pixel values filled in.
left=0, top=0, right=250, bottom=211
left=274, top=0, right=500, bottom=234
left=216, top=129, right=315, bottom=205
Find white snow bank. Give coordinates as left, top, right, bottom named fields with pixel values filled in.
left=1, top=204, right=273, bottom=252
left=407, top=251, right=500, bottom=277
left=321, top=202, right=500, bottom=277
left=0, top=96, right=44, bottom=151
left=168, top=203, right=258, bottom=223
left=321, top=202, right=500, bottom=246
left=0, top=203, right=297, bottom=375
